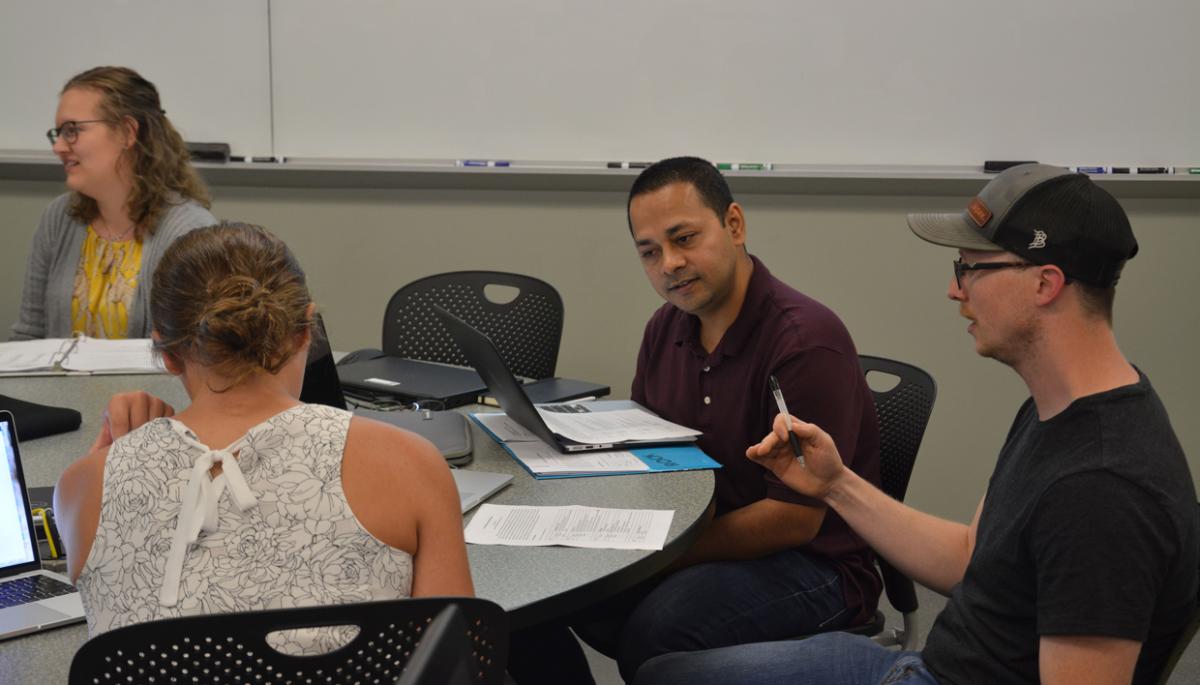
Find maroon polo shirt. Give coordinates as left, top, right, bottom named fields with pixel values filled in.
left=632, top=255, right=882, bottom=623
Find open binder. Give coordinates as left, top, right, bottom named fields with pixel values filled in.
left=0, top=337, right=160, bottom=375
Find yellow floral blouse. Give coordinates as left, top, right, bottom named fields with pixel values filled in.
left=71, top=226, right=143, bottom=339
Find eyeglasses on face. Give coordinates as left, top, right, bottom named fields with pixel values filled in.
left=46, top=120, right=108, bottom=146
left=952, top=257, right=1034, bottom=290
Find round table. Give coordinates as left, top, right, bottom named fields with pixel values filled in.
left=1, top=373, right=714, bottom=684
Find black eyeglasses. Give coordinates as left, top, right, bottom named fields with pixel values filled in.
left=952, top=258, right=1034, bottom=289
left=46, top=120, right=108, bottom=145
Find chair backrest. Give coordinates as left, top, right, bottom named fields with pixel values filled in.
left=859, top=355, right=937, bottom=616
left=396, top=604, right=476, bottom=685
left=859, top=355, right=937, bottom=502
left=382, top=271, right=564, bottom=380
left=69, top=597, right=509, bottom=685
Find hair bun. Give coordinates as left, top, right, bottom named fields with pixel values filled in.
left=197, top=276, right=294, bottom=373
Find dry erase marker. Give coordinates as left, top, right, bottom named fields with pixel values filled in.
left=1070, top=165, right=1110, bottom=174
left=717, top=162, right=774, bottom=171
left=607, top=162, right=651, bottom=169
left=457, top=159, right=511, bottom=167
left=1135, top=166, right=1173, bottom=174
left=768, top=375, right=805, bottom=467
left=1189, top=167, right=1200, bottom=175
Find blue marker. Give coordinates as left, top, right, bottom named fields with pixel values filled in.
left=1070, top=165, right=1110, bottom=174
left=456, top=160, right=511, bottom=167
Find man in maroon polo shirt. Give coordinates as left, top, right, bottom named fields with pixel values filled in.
left=595, top=156, right=881, bottom=678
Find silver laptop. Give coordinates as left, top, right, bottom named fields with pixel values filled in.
left=451, top=470, right=512, bottom=513
left=0, top=410, right=85, bottom=640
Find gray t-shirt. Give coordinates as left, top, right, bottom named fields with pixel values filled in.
left=11, top=193, right=215, bottom=340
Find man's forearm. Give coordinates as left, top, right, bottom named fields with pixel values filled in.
left=825, top=468, right=974, bottom=595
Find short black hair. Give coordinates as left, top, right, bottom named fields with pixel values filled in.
left=626, top=156, right=734, bottom=231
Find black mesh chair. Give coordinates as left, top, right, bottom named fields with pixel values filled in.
left=839, top=355, right=937, bottom=650
left=396, top=604, right=476, bottom=685
left=68, top=597, right=509, bottom=685
left=382, top=271, right=564, bottom=380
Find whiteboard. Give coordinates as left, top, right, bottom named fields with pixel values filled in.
left=3, top=1, right=1196, bottom=168
left=0, top=0, right=272, bottom=158
left=270, top=0, right=1199, bottom=166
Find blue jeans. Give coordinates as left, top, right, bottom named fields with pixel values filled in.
left=635, top=633, right=940, bottom=685
left=607, top=547, right=855, bottom=681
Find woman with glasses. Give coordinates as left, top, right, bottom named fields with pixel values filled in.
left=11, top=66, right=215, bottom=340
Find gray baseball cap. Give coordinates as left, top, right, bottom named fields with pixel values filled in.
left=907, top=163, right=1138, bottom=287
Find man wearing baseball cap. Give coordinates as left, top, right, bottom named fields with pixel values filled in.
left=636, top=164, right=1198, bottom=685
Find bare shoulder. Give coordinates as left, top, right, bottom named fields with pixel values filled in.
left=342, top=416, right=458, bottom=551
left=344, top=415, right=451, bottom=478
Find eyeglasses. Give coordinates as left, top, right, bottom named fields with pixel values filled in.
left=952, top=258, right=1034, bottom=290
left=46, top=120, right=108, bottom=145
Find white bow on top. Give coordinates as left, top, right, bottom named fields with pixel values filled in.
left=159, top=444, right=258, bottom=607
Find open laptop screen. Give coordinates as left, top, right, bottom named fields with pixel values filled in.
left=0, top=414, right=38, bottom=570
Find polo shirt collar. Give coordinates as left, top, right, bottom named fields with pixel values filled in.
left=670, top=254, right=772, bottom=359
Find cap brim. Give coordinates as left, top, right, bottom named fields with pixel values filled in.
left=907, top=212, right=1002, bottom=251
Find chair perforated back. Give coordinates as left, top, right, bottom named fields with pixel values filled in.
left=382, top=271, right=564, bottom=380
left=860, top=355, right=937, bottom=504
left=69, top=597, right=509, bottom=685
left=853, top=355, right=937, bottom=647
left=396, top=605, right=475, bottom=685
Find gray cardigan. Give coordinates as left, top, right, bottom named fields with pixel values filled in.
left=11, top=193, right=216, bottom=340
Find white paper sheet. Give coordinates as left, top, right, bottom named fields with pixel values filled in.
left=61, top=338, right=159, bottom=373
left=536, top=408, right=701, bottom=445
left=472, top=412, right=541, bottom=442
left=464, top=504, right=674, bottom=550
left=505, top=440, right=649, bottom=475
left=0, top=337, right=160, bottom=375
left=0, top=339, right=70, bottom=373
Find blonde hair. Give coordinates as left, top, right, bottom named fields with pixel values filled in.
left=151, top=222, right=313, bottom=389
left=62, top=66, right=211, bottom=240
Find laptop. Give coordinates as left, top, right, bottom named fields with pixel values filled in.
left=300, top=313, right=349, bottom=410
left=337, top=357, right=488, bottom=409
left=451, top=470, right=511, bottom=513
left=432, top=305, right=699, bottom=453
left=0, top=410, right=86, bottom=640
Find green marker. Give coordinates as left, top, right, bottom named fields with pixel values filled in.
left=716, top=162, right=774, bottom=171
left=1189, top=167, right=1200, bottom=174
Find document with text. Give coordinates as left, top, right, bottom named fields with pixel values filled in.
left=537, top=408, right=701, bottom=445
left=463, top=504, right=674, bottom=550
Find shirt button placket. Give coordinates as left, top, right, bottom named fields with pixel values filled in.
left=701, top=364, right=712, bottom=407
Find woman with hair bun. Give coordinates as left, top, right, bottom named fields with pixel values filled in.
left=53, top=222, right=472, bottom=651
left=11, top=65, right=215, bottom=340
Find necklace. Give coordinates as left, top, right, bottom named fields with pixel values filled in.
left=96, top=222, right=136, bottom=242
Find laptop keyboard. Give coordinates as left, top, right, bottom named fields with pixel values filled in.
left=0, top=574, right=76, bottom=609
left=541, top=403, right=592, bottom=414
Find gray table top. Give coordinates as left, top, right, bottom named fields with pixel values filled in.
left=1, top=373, right=714, bottom=684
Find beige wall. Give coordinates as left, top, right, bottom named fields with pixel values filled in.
left=3, top=178, right=1197, bottom=521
